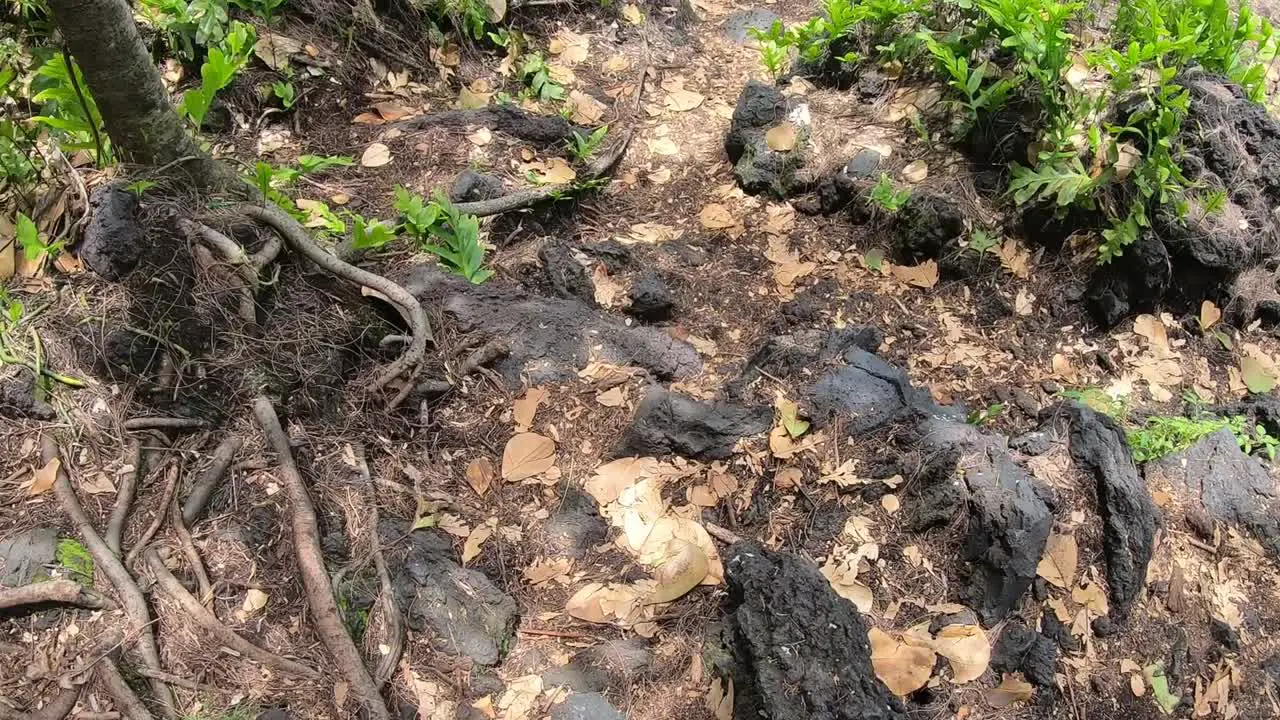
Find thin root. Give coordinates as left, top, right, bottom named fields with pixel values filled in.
left=0, top=579, right=115, bottom=611
left=369, top=505, right=403, bottom=688
left=105, top=440, right=142, bottom=556
left=181, top=436, right=243, bottom=526
left=123, top=460, right=180, bottom=569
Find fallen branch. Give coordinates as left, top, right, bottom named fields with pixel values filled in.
left=181, top=436, right=243, bottom=525
left=704, top=521, right=744, bottom=546
left=179, top=219, right=259, bottom=323
left=123, top=461, right=179, bottom=569
left=240, top=204, right=431, bottom=397
left=132, top=666, right=226, bottom=693
left=369, top=506, right=402, bottom=688
left=123, top=417, right=207, bottom=432
left=41, top=437, right=176, bottom=719
left=143, top=548, right=321, bottom=679
left=456, top=338, right=509, bottom=378
left=252, top=398, right=390, bottom=720
left=105, top=440, right=142, bottom=555
left=0, top=579, right=115, bottom=611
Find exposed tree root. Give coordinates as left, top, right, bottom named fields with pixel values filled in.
left=96, top=658, right=155, bottom=720
left=457, top=337, right=509, bottom=379
left=169, top=494, right=213, bottom=606
left=252, top=398, right=390, bottom=720
left=41, top=437, right=176, bottom=720
left=0, top=579, right=115, bottom=611
left=704, top=522, right=745, bottom=546
left=181, top=436, right=242, bottom=525
left=142, top=548, right=321, bottom=679
left=105, top=440, right=142, bottom=555
left=5, top=684, right=82, bottom=720
left=369, top=506, right=402, bottom=688
left=393, top=105, right=588, bottom=146
left=122, top=417, right=206, bottom=432
left=123, top=461, right=179, bottom=569
left=239, top=204, right=431, bottom=400
left=180, top=219, right=260, bottom=323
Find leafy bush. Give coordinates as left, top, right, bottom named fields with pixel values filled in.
left=567, top=125, right=608, bottom=162
left=520, top=53, right=566, bottom=101
left=1128, top=414, right=1280, bottom=462
left=179, top=20, right=255, bottom=127
left=394, top=187, right=492, bottom=284
left=30, top=54, right=112, bottom=165
left=137, top=0, right=232, bottom=60
left=868, top=173, right=910, bottom=211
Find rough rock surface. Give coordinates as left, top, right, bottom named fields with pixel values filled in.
left=719, top=542, right=904, bottom=720
left=382, top=521, right=516, bottom=666
left=801, top=346, right=939, bottom=435
left=725, top=81, right=803, bottom=198
left=627, top=269, right=674, bottom=322
left=1145, top=429, right=1280, bottom=557
left=405, top=266, right=700, bottom=386
left=991, top=620, right=1058, bottom=689
left=0, top=368, right=55, bottom=421
left=539, top=243, right=596, bottom=304
left=80, top=183, right=144, bottom=281
left=893, top=192, right=967, bottom=265
left=0, top=528, right=58, bottom=586
left=1085, top=233, right=1172, bottom=328
left=549, top=693, right=626, bottom=720
left=617, top=386, right=771, bottom=460
left=542, top=486, right=608, bottom=560
left=450, top=170, right=507, bottom=203
left=722, top=8, right=780, bottom=44
left=542, top=638, right=652, bottom=693
left=732, top=325, right=881, bottom=397
left=1058, top=403, right=1160, bottom=621
left=913, top=420, right=1054, bottom=624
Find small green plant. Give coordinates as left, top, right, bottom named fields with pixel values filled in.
left=180, top=20, right=256, bottom=127
left=125, top=179, right=160, bottom=197
left=394, top=187, right=493, bottom=284
left=272, top=80, right=297, bottom=109
left=968, top=229, right=999, bottom=254
left=1127, top=413, right=1280, bottom=462
left=749, top=20, right=792, bottom=78
left=520, top=53, right=566, bottom=102
left=136, top=0, right=231, bottom=59
left=56, top=539, right=94, bottom=586
left=349, top=214, right=397, bottom=250
left=31, top=54, right=112, bottom=165
left=567, top=125, right=608, bottom=162
left=230, top=0, right=287, bottom=22
left=296, top=154, right=352, bottom=174
left=967, top=402, right=1004, bottom=425
left=15, top=212, right=64, bottom=263
left=868, top=173, right=911, bottom=212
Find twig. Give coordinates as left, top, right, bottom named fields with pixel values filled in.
left=170, top=494, right=213, bottom=607
left=123, top=417, right=206, bottom=432
left=240, top=204, right=431, bottom=398
left=123, top=461, right=180, bottom=569
left=143, top=548, right=321, bottom=679
left=41, top=437, right=176, bottom=719
left=704, top=522, right=744, bottom=546
left=96, top=659, right=155, bottom=720
left=252, top=398, right=389, bottom=719
left=518, top=627, right=599, bottom=639
left=131, top=667, right=225, bottom=693
left=181, top=436, right=243, bottom=525
left=0, top=579, right=115, bottom=611
left=369, top=506, right=402, bottom=689
left=105, top=440, right=142, bottom=556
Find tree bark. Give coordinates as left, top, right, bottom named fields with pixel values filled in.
left=46, top=0, right=229, bottom=187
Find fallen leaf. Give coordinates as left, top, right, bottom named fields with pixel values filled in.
left=596, top=386, right=626, bottom=407
left=995, top=239, right=1031, bottom=278
left=1199, top=300, right=1222, bottom=331
left=462, top=522, right=494, bottom=564
left=765, top=123, right=798, bottom=151
left=468, top=127, right=493, bottom=146
left=665, top=88, right=705, bottom=112
left=901, top=160, right=928, bottom=183
left=622, top=3, right=644, bottom=24
left=549, top=30, right=589, bottom=65
left=485, top=0, right=506, bottom=22
left=650, top=539, right=710, bottom=603
left=373, top=101, right=414, bottom=122
left=1114, top=141, right=1141, bottom=179
left=512, top=387, right=546, bottom=432
left=774, top=467, right=802, bottom=489
left=933, top=623, right=990, bottom=684
left=699, top=203, right=739, bottom=231
left=891, top=260, right=939, bottom=288
left=585, top=457, right=656, bottom=505
left=80, top=473, right=115, bottom=495
left=1015, top=288, right=1034, bottom=315
left=458, top=86, right=490, bottom=109
left=1036, top=532, right=1078, bottom=589
left=465, top=458, right=496, bottom=497
left=1134, top=314, right=1169, bottom=349
left=777, top=398, right=809, bottom=438
left=501, top=433, right=557, bottom=482
left=28, top=458, right=59, bottom=496
left=870, top=627, right=936, bottom=696
left=1241, top=355, right=1277, bottom=394
left=649, top=137, right=680, bottom=155
left=242, top=588, right=269, bottom=614
left=360, top=143, right=392, bottom=168
left=1072, top=581, right=1109, bottom=614
left=569, top=90, right=607, bottom=123
left=526, top=157, right=576, bottom=184
left=1131, top=672, right=1146, bottom=697
left=881, top=494, right=901, bottom=514
left=707, top=676, right=733, bottom=720
left=254, top=31, right=304, bottom=72
left=523, top=557, right=572, bottom=586
left=986, top=673, right=1034, bottom=707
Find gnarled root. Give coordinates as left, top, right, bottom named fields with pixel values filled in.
left=0, top=579, right=115, bottom=611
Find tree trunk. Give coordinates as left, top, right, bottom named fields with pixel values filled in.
left=47, top=0, right=229, bottom=186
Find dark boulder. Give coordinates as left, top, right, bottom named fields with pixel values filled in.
left=1144, top=429, right=1280, bottom=558
left=617, top=386, right=770, bottom=460
left=718, top=542, right=905, bottom=720
left=991, top=620, right=1058, bottom=689
left=0, top=527, right=58, bottom=586
left=0, top=368, right=55, bottom=421
left=1056, top=403, right=1160, bottom=621
left=80, top=184, right=143, bottom=280
left=722, top=8, right=780, bottom=44
left=450, top=170, right=507, bottom=203
left=801, top=346, right=940, bottom=435
left=539, top=243, right=596, bottom=304
left=893, top=192, right=967, bottom=266
left=627, top=269, right=674, bottom=322
left=381, top=521, right=517, bottom=666
left=405, top=266, right=700, bottom=386
left=725, top=81, right=803, bottom=198
left=542, top=638, right=652, bottom=693
left=732, top=324, right=882, bottom=397
left=550, top=693, right=626, bottom=720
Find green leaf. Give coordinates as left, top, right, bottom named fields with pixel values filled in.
left=15, top=213, right=45, bottom=261
left=1144, top=663, right=1180, bottom=715
left=1241, top=355, right=1277, bottom=394
left=780, top=401, right=810, bottom=438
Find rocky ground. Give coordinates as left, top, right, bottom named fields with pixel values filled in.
left=6, top=1, right=1280, bottom=719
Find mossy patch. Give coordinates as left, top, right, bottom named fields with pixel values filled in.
left=55, top=539, right=94, bottom=587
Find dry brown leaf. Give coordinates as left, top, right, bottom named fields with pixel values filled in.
left=1134, top=314, right=1169, bottom=349
left=890, top=260, right=939, bottom=289
left=665, top=88, right=705, bottom=112
left=501, top=433, right=557, bottom=482
left=465, top=458, right=496, bottom=497
left=373, top=101, right=414, bottom=122
left=585, top=457, right=656, bottom=505
left=774, top=467, right=802, bottom=490
left=765, top=123, right=798, bottom=151
left=458, top=86, right=490, bottom=109
left=523, top=556, right=571, bottom=586
left=253, top=31, right=304, bottom=72
left=881, top=494, right=901, bottom=514
left=360, top=143, right=392, bottom=168
left=596, top=386, right=626, bottom=407
left=80, top=473, right=116, bottom=495
left=1199, top=300, right=1222, bottom=330
left=549, top=30, right=589, bottom=64
left=707, top=676, right=733, bottom=720
left=987, top=673, right=1035, bottom=707
left=468, top=127, right=492, bottom=146
left=1072, top=581, right=1108, bottom=614
left=995, top=239, right=1031, bottom=278
left=462, top=522, right=494, bottom=565
left=648, top=137, right=680, bottom=155
left=569, top=90, right=607, bottom=124
left=28, top=458, right=59, bottom=496
left=1036, top=532, right=1078, bottom=589
left=901, top=159, right=928, bottom=183
left=621, top=3, right=644, bottom=24
left=242, top=588, right=269, bottom=614
left=1131, top=672, right=1146, bottom=697
left=933, top=624, right=990, bottom=684
left=699, top=203, right=739, bottom=231
left=525, top=157, right=577, bottom=185
left=512, top=387, right=546, bottom=432
left=870, top=627, right=936, bottom=696
left=650, top=539, right=710, bottom=603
